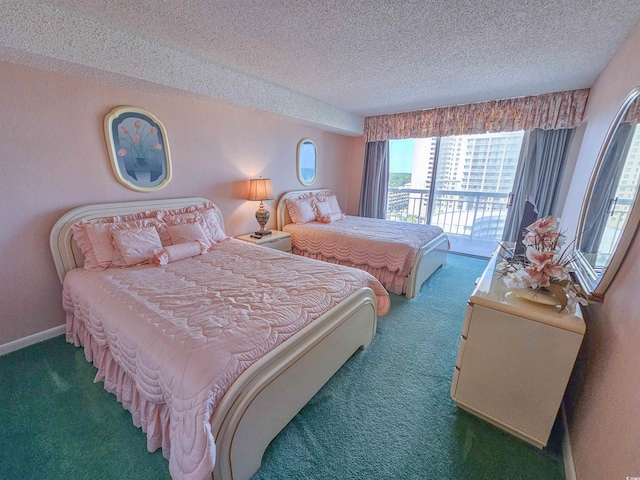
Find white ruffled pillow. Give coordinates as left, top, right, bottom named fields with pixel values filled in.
left=157, top=206, right=226, bottom=244
left=286, top=195, right=317, bottom=224
left=314, top=194, right=344, bottom=223
left=110, top=224, right=163, bottom=266
left=162, top=220, right=213, bottom=249
left=72, top=210, right=156, bottom=271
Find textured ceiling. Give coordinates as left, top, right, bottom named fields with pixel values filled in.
left=2, top=1, right=640, bottom=135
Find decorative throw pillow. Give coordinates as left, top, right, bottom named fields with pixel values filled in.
left=152, top=241, right=207, bottom=266
left=72, top=221, right=117, bottom=271
left=157, top=204, right=226, bottom=244
left=314, top=194, right=344, bottom=222
left=110, top=225, right=163, bottom=266
left=164, top=222, right=212, bottom=249
left=72, top=210, right=158, bottom=271
left=286, top=195, right=317, bottom=224
left=317, top=212, right=344, bottom=224
left=195, top=206, right=227, bottom=242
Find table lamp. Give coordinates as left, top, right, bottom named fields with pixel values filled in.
left=247, top=177, right=274, bottom=235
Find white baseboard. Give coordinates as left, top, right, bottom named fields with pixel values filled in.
left=0, top=325, right=65, bottom=356
left=561, top=401, right=577, bottom=480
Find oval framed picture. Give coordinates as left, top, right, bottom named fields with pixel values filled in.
left=104, top=106, right=172, bottom=192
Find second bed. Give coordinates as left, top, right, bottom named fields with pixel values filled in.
left=277, top=189, right=449, bottom=299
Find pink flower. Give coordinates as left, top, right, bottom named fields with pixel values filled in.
left=526, top=216, right=558, bottom=236
left=120, top=126, right=129, bottom=135
left=498, top=215, right=588, bottom=308
left=134, top=120, right=141, bottom=129
left=543, top=262, right=566, bottom=279
left=153, top=143, right=162, bottom=150
left=524, top=267, right=551, bottom=288
left=117, top=148, right=127, bottom=156
left=542, top=231, right=563, bottom=248
left=522, top=231, right=541, bottom=246
left=525, top=248, right=556, bottom=266
left=132, top=134, right=140, bottom=142
left=149, top=127, right=157, bottom=134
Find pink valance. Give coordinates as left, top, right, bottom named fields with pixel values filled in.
left=364, top=89, right=590, bottom=142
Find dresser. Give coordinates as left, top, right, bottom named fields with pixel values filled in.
left=450, top=248, right=585, bottom=448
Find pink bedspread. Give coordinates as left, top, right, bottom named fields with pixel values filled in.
left=283, top=216, right=444, bottom=289
left=63, top=239, right=388, bottom=479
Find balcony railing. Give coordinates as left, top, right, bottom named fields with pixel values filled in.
left=387, top=188, right=510, bottom=240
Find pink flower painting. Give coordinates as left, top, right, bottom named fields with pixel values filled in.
left=107, top=106, right=171, bottom=191
left=116, top=116, right=163, bottom=165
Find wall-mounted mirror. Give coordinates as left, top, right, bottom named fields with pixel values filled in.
left=574, top=87, right=640, bottom=301
left=297, top=138, right=317, bottom=186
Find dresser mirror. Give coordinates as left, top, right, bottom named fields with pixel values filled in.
left=574, top=87, right=640, bottom=301
left=296, top=138, right=317, bottom=186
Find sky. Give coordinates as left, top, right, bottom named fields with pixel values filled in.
left=389, top=139, right=415, bottom=173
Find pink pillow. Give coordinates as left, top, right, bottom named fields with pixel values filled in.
left=314, top=194, right=342, bottom=215
left=72, top=222, right=116, bottom=271
left=314, top=194, right=344, bottom=222
left=152, top=241, right=207, bottom=266
left=196, top=207, right=227, bottom=242
left=164, top=222, right=212, bottom=249
left=286, top=195, right=317, bottom=224
left=158, top=214, right=222, bottom=246
left=110, top=226, right=163, bottom=266
left=109, top=219, right=164, bottom=267
left=157, top=204, right=226, bottom=243
left=72, top=210, right=158, bottom=271
left=317, top=212, right=344, bottom=223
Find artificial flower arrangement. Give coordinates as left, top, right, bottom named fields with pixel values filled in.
left=496, top=216, right=588, bottom=311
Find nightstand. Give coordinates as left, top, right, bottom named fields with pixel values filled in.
left=235, top=230, right=292, bottom=252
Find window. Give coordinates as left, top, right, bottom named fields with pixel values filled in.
left=387, top=132, right=525, bottom=255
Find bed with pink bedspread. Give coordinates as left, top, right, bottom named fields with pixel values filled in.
left=277, top=189, right=449, bottom=299
left=50, top=197, right=389, bottom=480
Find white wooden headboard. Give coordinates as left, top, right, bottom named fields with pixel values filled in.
left=276, top=189, right=332, bottom=230
left=49, top=197, right=223, bottom=284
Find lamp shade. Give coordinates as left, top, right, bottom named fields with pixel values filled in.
left=247, top=177, right=274, bottom=201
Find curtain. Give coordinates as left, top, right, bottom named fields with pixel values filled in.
left=364, top=89, right=589, bottom=142
left=580, top=122, right=634, bottom=254
left=359, top=141, right=389, bottom=218
left=502, top=128, right=576, bottom=242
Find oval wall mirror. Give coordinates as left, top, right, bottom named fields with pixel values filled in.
left=297, top=138, right=317, bottom=186
left=574, top=87, right=640, bottom=300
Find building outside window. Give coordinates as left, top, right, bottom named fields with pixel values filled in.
left=387, top=131, right=525, bottom=256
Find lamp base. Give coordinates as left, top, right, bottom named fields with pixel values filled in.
left=255, top=201, right=270, bottom=235
left=254, top=230, right=272, bottom=237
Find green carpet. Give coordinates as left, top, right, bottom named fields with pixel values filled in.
left=0, top=254, right=565, bottom=479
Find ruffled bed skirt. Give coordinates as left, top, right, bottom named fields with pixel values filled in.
left=292, top=247, right=407, bottom=295
left=66, top=311, right=172, bottom=459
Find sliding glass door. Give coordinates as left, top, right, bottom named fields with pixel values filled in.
left=387, top=131, right=524, bottom=256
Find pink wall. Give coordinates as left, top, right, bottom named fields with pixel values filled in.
left=0, top=61, right=364, bottom=346
left=562, top=23, right=640, bottom=479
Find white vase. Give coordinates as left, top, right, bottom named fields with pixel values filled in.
left=506, top=287, right=560, bottom=306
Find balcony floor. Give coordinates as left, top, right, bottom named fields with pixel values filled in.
left=446, top=233, right=498, bottom=258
